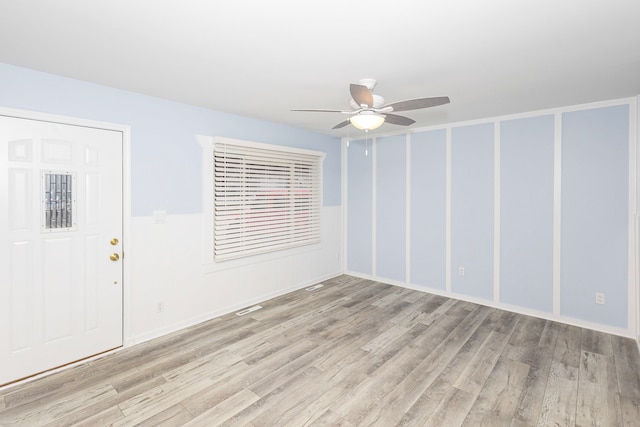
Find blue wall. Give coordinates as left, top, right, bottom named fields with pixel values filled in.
left=0, top=63, right=341, bottom=216
left=561, top=105, right=629, bottom=327
left=376, top=135, right=406, bottom=282
left=500, top=115, right=554, bottom=312
left=410, top=129, right=446, bottom=290
left=451, top=123, right=494, bottom=299
left=346, top=139, right=372, bottom=274
left=346, top=102, right=632, bottom=331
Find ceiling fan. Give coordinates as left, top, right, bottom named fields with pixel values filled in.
left=292, top=78, right=450, bottom=131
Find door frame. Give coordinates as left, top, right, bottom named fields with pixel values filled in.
left=0, top=106, right=133, bottom=355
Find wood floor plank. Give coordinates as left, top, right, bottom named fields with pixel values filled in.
left=180, top=339, right=318, bottom=417
left=536, top=360, right=578, bottom=426
left=343, top=349, right=424, bottom=423
left=219, top=367, right=325, bottom=426
left=553, top=324, right=583, bottom=369
left=613, top=336, right=640, bottom=426
left=502, top=316, right=556, bottom=426
left=359, top=324, right=409, bottom=353
left=611, top=336, right=640, bottom=426
left=576, top=350, right=622, bottom=427
left=182, top=389, right=260, bottom=427
left=462, top=356, right=531, bottom=426
left=247, top=334, right=356, bottom=398
left=306, top=409, right=355, bottom=427
left=0, top=275, right=638, bottom=427
left=115, top=370, right=215, bottom=421
left=0, top=382, right=117, bottom=426
left=65, top=405, right=125, bottom=427
left=453, top=330, right=511, bottom=395
left=423, top=386, right=476, bottom=427
left=123, top=403, right=194, bottom=427
left=2, top=360, right=119, bottom=410
left=396, top=313, right=505, bottom=426
left=280, top=349, right=377, bottom=426
left=538, top=320, right=562, bottom=349
left=582, top=328, right=614, bottom=357
left=612, top=336, right=640, bottom=399
left=171, top=361, right=250, bottom=419
left=40, top=377, right=167, bottom=427
left=364, top=323, right=495, bottom=426
left=357, top=307, right=494, bottom=426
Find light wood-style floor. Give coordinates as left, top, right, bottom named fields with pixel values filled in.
left=1, top=275, right=640, bottom=426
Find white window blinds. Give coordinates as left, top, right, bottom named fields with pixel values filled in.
left=213, top=141, right=323, bottom=262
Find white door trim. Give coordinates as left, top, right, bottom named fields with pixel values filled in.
left=0, top=106, right=133, bottom=349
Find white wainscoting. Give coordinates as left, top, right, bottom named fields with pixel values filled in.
left=127, top=206, right=342, bottom=345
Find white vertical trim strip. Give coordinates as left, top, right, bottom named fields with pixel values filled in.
left=493, top=121, right=501, bottom=304
left=406, top=133, right=412, bottom=285
left=446, top=128, right=452, bottom=293
left=636, top=96, right=640, bottom=345
left=371, top=136, right=377, bottom=277
left=341, top=137, right=348, bottom=273
left=553, top=112, right=562, bottom=316
left=628, top=98, right=638, bottom=338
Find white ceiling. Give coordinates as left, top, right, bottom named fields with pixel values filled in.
left=1, top=0, right=639, bottom=136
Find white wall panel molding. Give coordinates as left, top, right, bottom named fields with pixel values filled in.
left=345, top=96, right=637, bottom=338
left=629, top=97, right=638, bottom=342
left=637, top=94, right=640, bottom=348
left=371, top=137, right=377, bottom=278
left=405, top=97, right=638, bottom=137
left=341, top=137, right=348, bottom=273
left=493, top=121, right=501, bottom=304
left=405, top=133, right=412, bottom=285
left=445, top=127, right=452, bottom=293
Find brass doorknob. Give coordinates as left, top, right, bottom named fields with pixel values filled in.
left=110, top=238, right=119, bottom=246
left=110, top=253, right=120, bottom=261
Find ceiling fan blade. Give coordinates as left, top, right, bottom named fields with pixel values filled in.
left=332, top=120, right=351, bottom=129
left=384, top=113, right=416, bottom=126
left=291, top=109, right=345, bottom=113
left=350, top=84, right=374, bottom=108
left=385, top=96, right=450, bottom=112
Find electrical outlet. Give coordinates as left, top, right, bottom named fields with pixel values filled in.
left=157, top=301, right=165, bottom=313
left=153, top=210, right=167, bottom=224
left=458, top=267, right=465, bottom=277
left=595, top=293, right=605, bottom=305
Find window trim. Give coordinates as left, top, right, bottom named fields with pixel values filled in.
left=198, top=135, right=325, bottom=272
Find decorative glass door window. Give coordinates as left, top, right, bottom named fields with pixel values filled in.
left=42, top=171, right=76, bottom=231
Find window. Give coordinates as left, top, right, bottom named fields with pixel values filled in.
left=209, top=137, right=323, bottom=262
left=42, top=171, right=76, bottom=232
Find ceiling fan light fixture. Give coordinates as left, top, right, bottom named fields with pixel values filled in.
left=350, top=113, right=385, bottom=131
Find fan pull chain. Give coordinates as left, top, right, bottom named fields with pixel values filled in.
left=346, top=123, right=350, bottom=147
left=365, top=130, right=369, bottom=156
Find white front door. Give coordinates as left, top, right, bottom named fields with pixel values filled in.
left=0, top=114, right=123, bottom=386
